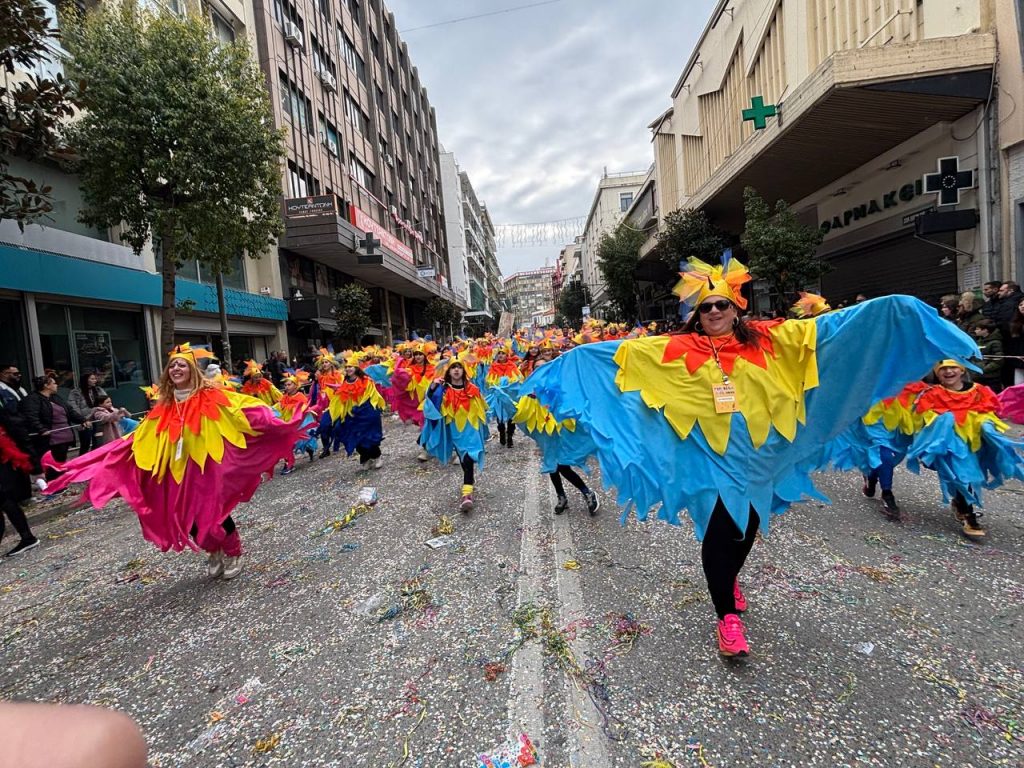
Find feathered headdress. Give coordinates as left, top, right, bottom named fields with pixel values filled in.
left=282, top=369, right=310, bottom=387
left=673, top=254, right=752, bottom=310
left=140, top=383, right=160, bottom=402
left=168, top=342, right=214, bottom=363
left=243, top=359, right=263, bottom=377
left=791, top=291, right=831, bottom=318
left=314, top=347, right=337, bottom=367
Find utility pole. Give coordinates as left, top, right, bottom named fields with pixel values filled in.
left=216, top=271, right=232, bottom=373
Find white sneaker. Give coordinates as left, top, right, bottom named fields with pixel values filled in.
left=372, top=457, right=384, bottom=470
left=359, top=459, right=370, bottom=471
left=34, top=478, right=48, bottom=492
left=416, top=448, right=429, bottom=462
left=221, top=555, right=243, bottom=580
left=207, top=551, right=224, bottom=578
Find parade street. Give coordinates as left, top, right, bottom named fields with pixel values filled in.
left=2, top=419, right=1022, bottom=768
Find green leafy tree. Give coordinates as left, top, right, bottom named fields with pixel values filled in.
left=740, top=187, right=826, bottom=312
left=596, top=224, right=647, bottom=322
left=423, top=296, right=462, bottom=338
left=334, top=283, right=373, bottom=343
left=1, top=0, right=77, bottom=226
left=557, top=280, right=590, bottom=326
left=656, top=208, right=729, bottom=278
left=62, top=0, right=285, bottom=354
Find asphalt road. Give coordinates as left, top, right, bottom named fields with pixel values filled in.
left=2, top=418, right=1022, bottom=768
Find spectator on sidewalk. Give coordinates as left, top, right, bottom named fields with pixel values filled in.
left=1004, top=296, right=1024, bottom=387
left=0, top=363, right=27, bottom=413
left=955, top=293, right=984, bottom=335
left=981, top=280, right=1002, bottom=319
left=994, top=281, right=1024, bottom=332
left=0, top=406, right=39, bottom=556
left=266, top=350, right=287, bottom=387
left=972, top=319, right=1004, bottom=391
left=938, top=298, right=959, bottom=322
left=90, top=395, right=131, bottom=447
left=68, top=371, right=107, bottom=455
left=19, top=374, right=88, bottom=479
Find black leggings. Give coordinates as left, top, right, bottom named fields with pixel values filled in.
left=190, top=516, right=236, bottom=538
left=45, top=443, right=71, bottom=481
left=701, top=500, right=760, bottom=619
left=357, top=444, right=381, bottom=462
left=496, top=420, right=516, bottom=437
left=549, top=465, right=588, bottom=497
left=461, top=454, right=474, bottom=486
left=0, top=499, right=34, bottom=544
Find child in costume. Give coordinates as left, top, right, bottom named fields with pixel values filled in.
left=485, top=345, right=524, bottom=448
left=277, top=370, right=319, bottom=474
left=391, top=344, right=437, bottom=460
left=422, top=358, right=488, bottom=512
left=310, top=348, right=345, bottom=458
left=518, top=256, right=977, bottom=658
left=240, top=360, right=282, bottom=406
left=42, top=345, right=304, bottom=580
left=332, top=357, right=386, bottom=469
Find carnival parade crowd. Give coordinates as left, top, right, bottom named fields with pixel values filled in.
left=3, top=257, right=1024, bottom=765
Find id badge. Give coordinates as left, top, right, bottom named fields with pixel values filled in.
left=712, top=383, right=739, bottom=414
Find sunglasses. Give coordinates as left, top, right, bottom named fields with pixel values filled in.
left=698, top=300, right=733, bottom=314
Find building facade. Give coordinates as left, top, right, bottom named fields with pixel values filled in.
left=480, top=206, right=505, bottom=322
left=257, top=0, right=463, bottom=347
left=998, top=0, right=1024, bottom=279
left=644, top=0, right=1008, bottom=307
left=503, top=267, right=556, bottom=327
left=579, top=170, right=648, bottom=317
left=1, top=0, right=287, bottom=416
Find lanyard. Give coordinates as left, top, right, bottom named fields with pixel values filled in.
left=707, top=334, right=734, bottom=383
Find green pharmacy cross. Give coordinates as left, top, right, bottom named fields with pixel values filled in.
left=742, top=96, right=777, bottom=130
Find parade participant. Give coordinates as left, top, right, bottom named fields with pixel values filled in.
left=310, top=348, right=345, bottom=458
left=392, top=344, right=437, bottom=461
left=0, top=407, right=39, bottom=556
left=518, top=256, right=977, bottom=658
left=42, top=345, right=304, bottom=580
left=519, top=346, right=541, bottom=378
left=422, top=358, right=488, bottom=512
left=332, top=357, right=386, bottom=469
left=278, top=370, right=318, bottom=473
left=241, top=359, right=282, bottom=406
left=484, top=345, right=524, bottom=448
left=905, top=360, right=1024, bottom=538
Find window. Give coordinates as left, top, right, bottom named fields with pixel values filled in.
left=375, top=85, right=386, bottom=110
left=370, top=32, right=381, bottom=61
left=343, top=91, right=369, bottom=135
left=619, top=192, right=634, bottom=212
left=349, top=155, right=374, bottom=191
left=310, top=35, right=336, bottom=76
left=35, top=0, right=65, bottom=79
left=318, top=0, right=330, bottom=19
left=319, top=114, right=340, bottom=157
left=347, top=0, right=361, bottom=25
left=288, top=160, right=320, bottom=197
left=279, top=72, right=312, bottom=134
left=275, top=0, right=304, bottom=36
left=338, top=28, right=366, bottom=83
left=210, top=9, right=235, bottom=44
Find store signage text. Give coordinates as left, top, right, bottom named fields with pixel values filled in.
left=349, top=205, right=414, bottom=263
left=819, top=179, right=923, bottom=235
left=285, top=195, right=337, bottom=218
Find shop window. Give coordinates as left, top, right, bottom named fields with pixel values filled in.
left=36, top=302, right=151, bottom=417
left=0, top=299, right=30, bottom=380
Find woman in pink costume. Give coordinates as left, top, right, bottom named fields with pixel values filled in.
left=43, top=345, right=303, bottom=580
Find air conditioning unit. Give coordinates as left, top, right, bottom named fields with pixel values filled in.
left=384, top=153, right=395, bottom=167
left=326, top=142, right=339, bottom=157
left=389, top=205, right=398, bottom=217
left=283, top=21, right=302, bottom=49
left=318, top=69, right=337, bottom=92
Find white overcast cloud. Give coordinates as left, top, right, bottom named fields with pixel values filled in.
left=387, top=0, right=717, bottom=275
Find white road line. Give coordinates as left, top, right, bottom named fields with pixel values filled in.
left=550, top=484, right=615, bottom=768
left=507, top=459, right=547, bottom=750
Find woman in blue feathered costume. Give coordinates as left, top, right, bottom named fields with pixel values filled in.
left=519, top=255, right=978, bottom=658
left=484, top=344, right=524, bottom=449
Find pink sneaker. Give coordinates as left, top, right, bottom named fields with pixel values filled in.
left=733, top=579, right=748, bottom=613
left=716, top=614, right=749, bottom=657
left=459, top=493, right=474, bottom=513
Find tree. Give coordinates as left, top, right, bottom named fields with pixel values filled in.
left=423, top=296, right=462, bottom=339
left=557, top=280, right=590, bottom=326
left=334, top=283, right=373, bottom=344
left=657, top=208, right=729, bottom=279
left=740, top=187, right=826, bottom=312
left=1, top=0, right=77, bottom=227
left=596, top=224, right=647, bottom=322
left=62, top=0, right=285, bottom=354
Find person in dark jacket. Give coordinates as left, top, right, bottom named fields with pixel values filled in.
left=0, top=407, right=39, bottom=556
left=994, top=282, right=1024, bottom=332
left=1003, top=296, right=1024, bottom=387
left=18, top=374, right=88, bottom=479
left=67, top=371, right=107, bottom=455
left=972, top=319, right=1004, bottom=391
left=980, top=281, right=1002, bottom=320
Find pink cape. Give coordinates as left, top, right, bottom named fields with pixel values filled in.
left=43, top=404, right=304, bottom=553
left=390, top=367, right=424, bottom=427
left=998, top=384, right=1024, bottom=424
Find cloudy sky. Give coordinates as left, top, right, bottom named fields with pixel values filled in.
left=387, top=0, right=718, bottom=275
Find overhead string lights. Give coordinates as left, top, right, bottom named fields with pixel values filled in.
left=494, top=216, right=587, bottom=248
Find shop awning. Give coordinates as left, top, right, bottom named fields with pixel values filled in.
left=686, top=33, right=996, bottom=231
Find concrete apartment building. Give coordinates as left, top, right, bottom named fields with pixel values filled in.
left=643, top=0, right=1019, bottom=308
left=262, top=0, right=463, bottom=346
left=0, top=0, right=287, bottom=416
left=480, top=207, right=506, bottom=324
left=438, top=151, right=498, bottom=328
left=579, top=170, right=648, bottom=317
left=504, top=267, right=556, bottom=327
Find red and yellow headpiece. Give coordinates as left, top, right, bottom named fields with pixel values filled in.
left=243, top=359, right=263, bottom=377
left=673, top=257, right=752, bottom=310
left=792, top=291, right=831, bottom=318
left=168, top=342, right=214, bottom=364
left=282, top=370, right=310, bottom=387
